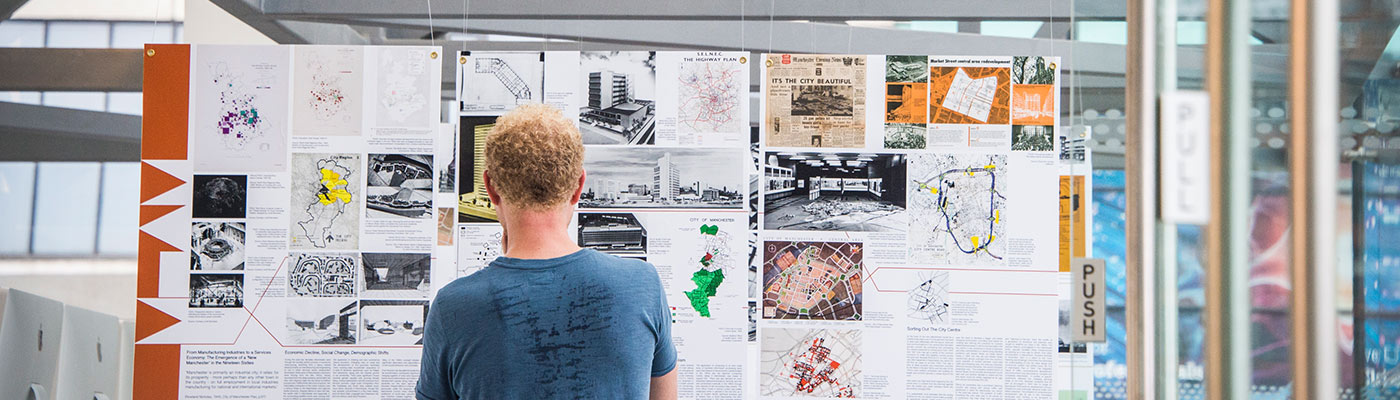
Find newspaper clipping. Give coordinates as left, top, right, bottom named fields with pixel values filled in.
left=764, top=54, right=867, bottom=148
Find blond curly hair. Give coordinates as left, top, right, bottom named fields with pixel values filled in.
left=484, top=104, right=585, bottom=209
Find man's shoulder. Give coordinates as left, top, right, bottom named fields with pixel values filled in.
left=579, top=251, right=661, bottom=282
left=432, top=270, right=497, bottom=311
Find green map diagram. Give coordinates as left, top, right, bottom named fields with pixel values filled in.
left=684, top=224, right=734, bottom=317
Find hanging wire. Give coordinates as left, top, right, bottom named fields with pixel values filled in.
left=740, top=0, right=745, bottom=53
left=425, top=0, right=436, bottom=48
left=767, top=0, right=775, bottom=55
left=150, top=0, right=161, bottom=43
left=846, top=21, right=854, bottom=55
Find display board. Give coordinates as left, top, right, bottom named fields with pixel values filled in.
left=140, top=45, right=1066, bottom=400
left=136, top=44, right=445, bottom=399
left=753, top=54, right=1062, bottom=398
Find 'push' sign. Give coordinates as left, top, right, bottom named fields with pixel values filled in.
left=1071, top=258, right=1107, bottom=343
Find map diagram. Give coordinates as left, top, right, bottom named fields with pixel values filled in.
left=288, top=253, right=357, bottom=297
left=677, top=61, right=743, bottom=134
left=940, top=69, right=997, bottom=122
left=290, top=153, right=361, bottom=250
left=376, top=47, right=430, bottom=126
left=908, top=154, right=1008, bottom=266
left=306, top=60, right=349, bottom=121
left=762, top=241, right=862, bottom=320
left=209, top=62, right=272, bottom=150
left=294, top=47, right=362, bottom=136
left=907, top=271, right=951, bottom=324
left=456, top=224, right=502, bottom=278
left=761, top=327, right=861, bottom=397
left=929, top=66, right=1010, bottom=125
left=191, top=47, right=288, bottom=173
left=683, top=224, right=735, bottom=318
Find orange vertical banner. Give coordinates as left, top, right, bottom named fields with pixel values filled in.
left=141, top=44, right=190, bottom=160
left=133, top=344, right=182, bottom=400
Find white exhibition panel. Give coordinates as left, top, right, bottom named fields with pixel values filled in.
left=139, top=46, right=1075, bottom=399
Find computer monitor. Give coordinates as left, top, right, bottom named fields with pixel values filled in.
left=119, top=320, right=134, bottom=400
left=0, top=288, right=64, bottom=400
left=54, top=305, right=122, bottom=400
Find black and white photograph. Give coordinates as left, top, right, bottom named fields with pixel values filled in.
left=790, top=85, right=855, bottom=117
left=189, top=273, right=243, bottom=308
left=285, top=299, right=358, bottom=345
left=360, top=253, right=431, bottom=298
left=576, top=213, right=648, bottom=256
left=1012, top=56, right=1057, bottom=85
left=437, top=125, right=457, bottom=194
left=748, top=300, right=758, bottom=342
left=288, top=252, right=357, bottom=297
left=359, top=300, right=428, bottom=346
left=1058, top=299, right=1087, bottom=353
left=885, top=55, right=929, bottom=83
left=190, top=221, right=246, bottom=271
left=1059, top=128, right=1087, bottom=163
left=191, top=174, right=247, bottom=219
left=365, top=153, right=434, bottom=219
left=579, top=51, right=657, bottom=145
left=1012, top=125, right=1054, bottom=152
left=884, top=123, right=927, bottom=149
left=458, top=116, right=500, bottom=223
left=581, top=146, right=744, bottom=209
left=458, top=51, right=544, bottom=114
left=763, top=152, right=909, bottom=232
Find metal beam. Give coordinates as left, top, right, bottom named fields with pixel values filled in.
left=264, top=0, right=1125, bottom=21
left=209, top=0, right=370, bottom=44
left=0, top=0, right=29, bottom=21
left=1035, top=20, right=1072, bottom=39
left=362, top=19, right=1121, bottom=73
left=0, top=102, right=140, bottom=162
left=0, top=48, right=142, bottom=92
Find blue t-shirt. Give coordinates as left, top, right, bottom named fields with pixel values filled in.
left=416, top=248, right=677, bottom=399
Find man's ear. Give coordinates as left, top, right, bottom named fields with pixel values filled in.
left=484, top=169, right=502, bottom=206
left=570, top=170, right=587, bottom=205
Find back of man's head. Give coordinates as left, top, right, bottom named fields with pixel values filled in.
left=484, top=104, right=585, bottom=210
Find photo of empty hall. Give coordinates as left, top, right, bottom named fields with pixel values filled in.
left=285, top=300, right=358, bottom=345
left=579, top=51, right=657, bottom=145
left=581, top=147, right=744, bottom=209
left=360, top=253, right=431, bottom=299
left=763, top=152, right=908, bottom=232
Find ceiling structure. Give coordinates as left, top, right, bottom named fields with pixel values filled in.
left=4, top=0, right=1400, bottom=162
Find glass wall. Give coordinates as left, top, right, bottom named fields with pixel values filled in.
left=0, top=162, right=139, bottom=257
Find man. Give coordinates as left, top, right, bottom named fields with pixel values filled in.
left=417, top=104, right=677, bottom=399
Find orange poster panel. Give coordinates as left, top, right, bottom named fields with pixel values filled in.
left=141, top=44, right=190, bottom=160
left=1059, top=175, right=1086, bottom=272
left=1012, top=84, right=1056, bottom=125
left=928, top=66, right=1010, bottom=125
left=885, top=82, right=927, bottom=124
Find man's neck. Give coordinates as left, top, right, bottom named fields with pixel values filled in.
left=499, top=205, right=581, bottom=260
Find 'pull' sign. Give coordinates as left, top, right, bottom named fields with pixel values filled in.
left=1072, top=258, right=1107, bottom=343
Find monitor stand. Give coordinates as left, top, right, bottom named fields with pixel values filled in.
left=26, top=383, right=46, bottom=400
